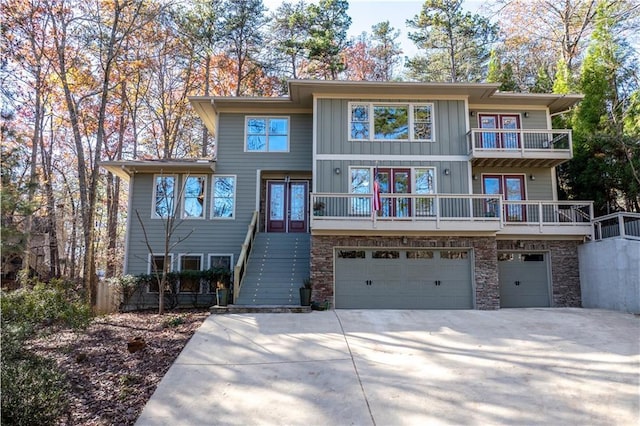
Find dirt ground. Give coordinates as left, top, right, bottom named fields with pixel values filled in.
left=29, top=310, right=210, bottom=425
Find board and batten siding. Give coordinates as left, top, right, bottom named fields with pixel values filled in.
left=314, top=98, right=470, bottom=195
left=468, top=109, right=548, bottom=130
left=315, top=160, right=469, bottom=194
left=126, top=113, right=313, bottom=275
left=316, top=99, right=468, bottom=156
left=471, top=167, right=554, bottom=200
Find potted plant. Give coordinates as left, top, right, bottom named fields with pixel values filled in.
left=299, top=277, right=312, bottom=306
left=216, top=281, right=229, bottom=307
left=313, top=201, right=325, bottom=216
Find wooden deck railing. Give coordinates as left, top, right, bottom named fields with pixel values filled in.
left=311, top=193, right=594, bottom=233
left=233, top=211, right=259, bottom=302
left=501, top=200, right=594, bottom=232
left=312, top=193, right=503, bottom=223
left=593, top=212, right=640, bottom=241
left=467, top=128, right=572, bottom=154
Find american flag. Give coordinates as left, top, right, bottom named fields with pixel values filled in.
left=372, top=172, right=381, bottom=212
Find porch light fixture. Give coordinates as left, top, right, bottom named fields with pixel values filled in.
left=444, top=168, right=450, bottom=175
left=529, top=174, right=535, bottom=181
left=473, top=174, right=478, bottom=180
left=523, top=112, right=530, bottom=118
left=334, top=167, right=341, bottom=175
left=470, top=111, right=476, bottom=117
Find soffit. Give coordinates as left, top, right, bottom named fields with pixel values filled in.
left=100, top=159, right=216, bottom=181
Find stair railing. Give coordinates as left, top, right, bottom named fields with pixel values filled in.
left=233, top=211, right=259, bottom=302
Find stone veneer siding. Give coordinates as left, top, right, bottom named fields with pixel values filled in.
left=497, top=239, right=582, bottom=307
left=310, top=235, right=500, bottom=310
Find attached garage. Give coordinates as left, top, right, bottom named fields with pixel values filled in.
left=334, top=248, right=473, bottom=309
left=498, top=252, right=551, bottom=308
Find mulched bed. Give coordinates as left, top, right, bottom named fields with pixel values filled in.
left=28, top=310, right=210, bottom=425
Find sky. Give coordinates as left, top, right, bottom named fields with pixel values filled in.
left=263, top=0, right=489, bottom=58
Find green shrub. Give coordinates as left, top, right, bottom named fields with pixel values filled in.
left=1, top=351, right=69, bottom=425
left=0, top=279, right=92, bottom=425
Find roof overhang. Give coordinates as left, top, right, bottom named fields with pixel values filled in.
left=189, top=80, right=583, bottom=136
left=470, top=92, right=584, bottom=114
left=100, top=159, right=216, bottom=181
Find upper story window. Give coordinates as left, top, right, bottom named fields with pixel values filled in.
left=349, top=103, right=434, bottom=142
left=153, top=175, right=176, bottom=218
left=183, top=175, right=206, bottom=219
left=212, top=175, right=236, bottom=219
left=245, top=117, right=289, bottom=152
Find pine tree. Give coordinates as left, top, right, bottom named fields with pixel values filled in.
left=563, top=1, right=640, bottom=213
left=406, top=0, right=498, bottom=82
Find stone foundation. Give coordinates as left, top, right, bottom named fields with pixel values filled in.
left=497, top=239, right=582, bottom=307
left=311, top=235, right=499, bottom=310
left=311, top=235, right=583, bottom=309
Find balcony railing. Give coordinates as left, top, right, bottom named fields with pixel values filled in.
left=467, top=129, right=573, bottom=167
left=593, top=212, right=640, bottom=241
left=500, top=200, right=593, bottom=234
left=311, top=193, right=593, bottom=235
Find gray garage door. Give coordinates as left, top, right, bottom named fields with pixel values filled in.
left=334, top=249, right=473, bottom=309
left=498, top=252, right=550, bottom=308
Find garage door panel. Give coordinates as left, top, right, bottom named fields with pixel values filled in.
left=499, top=252, right=550, bottom=308
left=335, top=249, right=473, bottom=309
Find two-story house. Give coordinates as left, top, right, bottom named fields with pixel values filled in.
left=102, top=80, right=592, bottom=310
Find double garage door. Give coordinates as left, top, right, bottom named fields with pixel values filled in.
left=335, top=248, right=473, bottom=309
left=498, top=252, right=551, bottom=308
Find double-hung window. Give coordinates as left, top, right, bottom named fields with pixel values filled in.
left=153, top=175, right=176, bottom=218
left=179, top=254, right=203, bottom=293
left=414, top=168, right=436, bottom=216
left=148, top=254, right=173, bottom=293
left=208, top=254, right=233, bottom=293
left=183, top=175, right=206, bottom=218
left=349, top=103, right=434, bottom=142
left=212, top=175, right=236, bottom=219
left=245, top=117, right=289, bottom=152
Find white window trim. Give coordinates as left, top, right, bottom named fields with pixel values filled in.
left=151, top=174, right=178, bottom=219
left=208, top=253, right=234, bottom=270
left=181, top=174, right=207, bottom=220
left=211, top=175, right=237, bottom=220
left=348, top=102, right=435, bottom=142
left=178, top=253, right=204, bottom=294
left=244, top=116, right=291, bottom=152
left=208, top=253, right=234, bottom=293
left=413, top=167, right=437, bottom=194
left=147, top=253, right=174, bottom=294
left=348, top=166, right=439, bottom=194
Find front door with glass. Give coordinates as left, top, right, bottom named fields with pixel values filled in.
left=375, top=168, right=411, bottom=218
left=267, top=181, right=308, bottom=233
left=482, top=175, right=526, bottom=221
left=478, top=114, right=521, bottom=149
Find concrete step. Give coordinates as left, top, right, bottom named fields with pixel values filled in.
left=210, top=305, right=311, bottom=314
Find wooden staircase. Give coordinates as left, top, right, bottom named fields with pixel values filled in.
left=234, top=233, right=310, bottom=306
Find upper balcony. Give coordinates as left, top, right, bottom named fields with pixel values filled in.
left=467, top=128, right=573, bottom=168
left=310, top=193, right=593, bottom=237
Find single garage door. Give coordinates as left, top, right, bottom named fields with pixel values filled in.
left=498, top=252, right=550, bottom=308
left=334, top=248, right=473, bottom=309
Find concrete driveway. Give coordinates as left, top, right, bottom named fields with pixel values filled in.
left=136, top=309, right=639, bottom=425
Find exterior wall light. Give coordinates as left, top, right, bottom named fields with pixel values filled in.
left=524, top=112, right=530, bottom=118
left=444, top=168, right=450, bottom=175
left=529, top=174, right=535, bottom=181
left=334, top=167, right=341, bottom=175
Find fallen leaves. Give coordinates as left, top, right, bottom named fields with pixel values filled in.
left=28, top=310, right=209, bottom=425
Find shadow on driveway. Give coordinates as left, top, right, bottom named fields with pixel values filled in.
left=136, top=308, right=639, bottom=425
